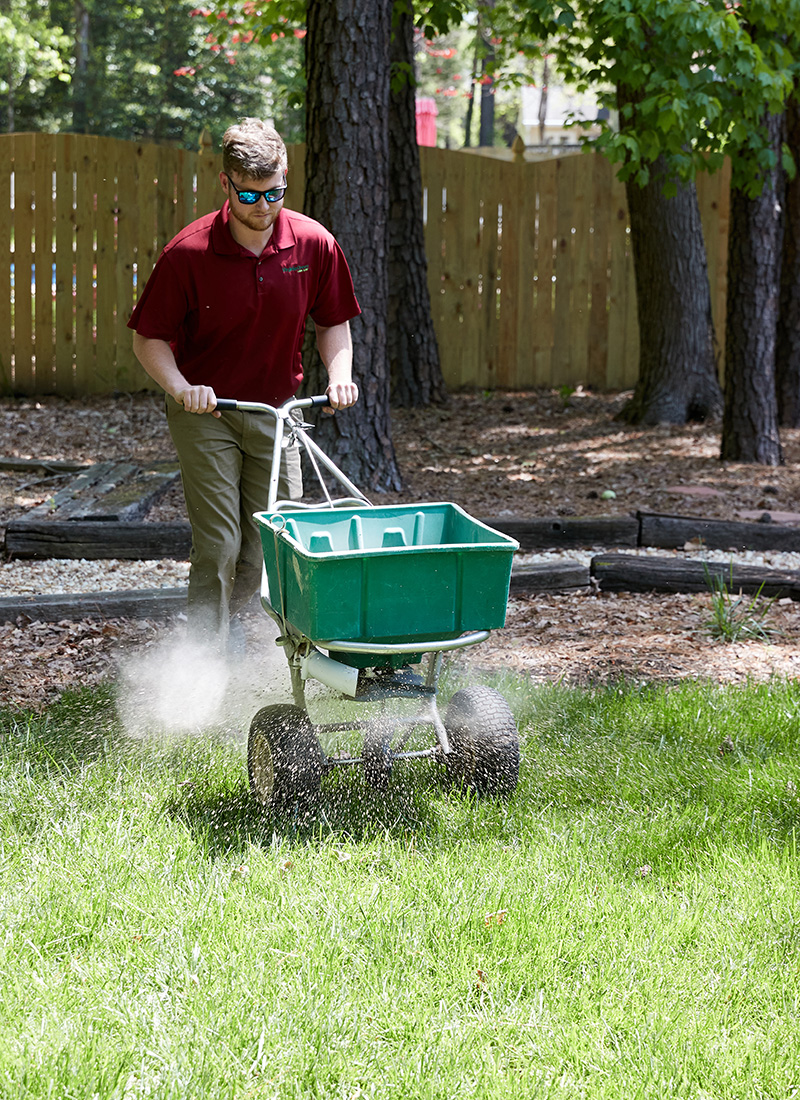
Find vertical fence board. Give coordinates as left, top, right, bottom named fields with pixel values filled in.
left=532, top=159, right=557, bottom=385
left=567, top=154, right=593, bottom=386
left=135, top=141, right=159, bottom=297
left=73, top=136, right=97, bottom=391
left=156, top=145, right=175, bottom=259
left=196, top=132, right=220, bottom=217
left=177, top=147, right=195, bottom=230
left=509, top=160, right=535, bottom=388
left=115, top=138, right=138, bottom=390
left=0, top=135, right=12, bottom=391
left=442, top=153, right=484, bottom=388
left=480, top=159, right=502, bottom=384
left=587, top=154, right=612, bottom=390
left=0, top=136, right=734, bottom=397
left=286, top=143, right=304, bottom=213
left=54, top=134, right=76, bottom=393
left=95, top=137, right=118, bottom=392
left=421, top=148, right=447, bottom=356
left=552, top=156, right=577, bottom=383
left=33, top=134, right=56, bottom=392
left=495, top=158, right=519, bottom=386
left=13, top=134, right=36, bottom=393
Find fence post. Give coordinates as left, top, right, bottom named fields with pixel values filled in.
left=196, top=128, right=220, bottom=218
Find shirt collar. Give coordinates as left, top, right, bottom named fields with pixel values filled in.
left=212, top=202, right=296, bottom=256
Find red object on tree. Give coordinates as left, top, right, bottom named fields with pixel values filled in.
left=415, top=97, right=437, bottom=146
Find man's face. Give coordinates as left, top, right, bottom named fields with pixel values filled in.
left=221, top=168, right=286, bottom=236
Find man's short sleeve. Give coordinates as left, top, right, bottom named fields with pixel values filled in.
left=308, top=235, right=360, bottom=329
left=127, top=253, right=190, bottom=340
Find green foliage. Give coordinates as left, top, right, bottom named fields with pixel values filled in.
left=1, top=0, right=303, bottom=147
left=497, top=0, right=800, bottom=195
left=0, top=0, right=70, bottom=121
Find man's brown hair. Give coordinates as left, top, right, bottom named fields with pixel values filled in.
left=222, top=118, right=287, bottom=180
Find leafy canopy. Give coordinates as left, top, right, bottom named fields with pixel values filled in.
left=502, top=0, right=800, bottom=195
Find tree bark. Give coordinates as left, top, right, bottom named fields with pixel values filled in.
left=73, top=0, right=90, bottom=133
left=618, top=155, right=722, bottom=426
left=388, top=0, right=447, bottom=408
left=777, top=86, right=800, bottom=427
left=720, top=108, right=784, bottom=464
left=478, top=2, right=495, bottom=148
left=301, top=0, right=402, bottom=492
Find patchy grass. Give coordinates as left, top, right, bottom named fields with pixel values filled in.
left=3, top=674, right=800, bottom=1098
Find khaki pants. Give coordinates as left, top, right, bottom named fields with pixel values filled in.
left=166, top=400, right=303, bottom=643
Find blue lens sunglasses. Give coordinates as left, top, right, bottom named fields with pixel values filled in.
left=225, top=173, right=287, bottom=205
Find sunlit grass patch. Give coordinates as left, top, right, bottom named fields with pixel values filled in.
left=2, top=675, right=800, bottom=1098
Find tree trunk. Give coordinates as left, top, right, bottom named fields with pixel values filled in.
left=463, top=42, right=479, bottom=147
left=720, top=108, right=784, bottom=464
left=73, top=0, right=90, bottom=133
left=301, top=0, right=401, bottom=492
left=618, top=156, right=722, bottom=426
left=478, top=0, right=495, bottom=147
left=388, top=0, right=447, bottom=408
left=777, top=87, right=800, bottom=427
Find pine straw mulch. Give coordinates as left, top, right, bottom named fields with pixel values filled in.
left=2, top=388, right=800, bottom=711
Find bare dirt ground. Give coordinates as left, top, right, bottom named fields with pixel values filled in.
left=2, top=387, right=800, bottom=710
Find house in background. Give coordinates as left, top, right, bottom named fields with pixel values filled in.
left=517, top=84, right=606, bottom=148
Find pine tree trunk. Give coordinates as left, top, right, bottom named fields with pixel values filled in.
left=73, top=0, right=90, bottom=133
left=777, top=88, right=800, bottom=427
left=720, top=109, right=784, bottom=464
left=388, top=0, right=447, bottom=408
left=618, top=157, right=722, bottom=426
left=301, top=0, right=401, bottom=492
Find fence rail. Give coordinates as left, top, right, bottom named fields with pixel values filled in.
left=0, top=132, right=730, bottom=397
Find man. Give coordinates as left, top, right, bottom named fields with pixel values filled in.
left=129, top=118, right=360, bottom=648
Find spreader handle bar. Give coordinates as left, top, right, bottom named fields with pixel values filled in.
left=213, top=395, right=367, bottom=509
left=214, top=395, right=331, bottom=414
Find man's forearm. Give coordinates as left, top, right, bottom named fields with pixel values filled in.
left=315, top=321, right=352, bottom=380
left=132, top=332, right=190, bottom=401
left=314, top=321, right=358, bottom=408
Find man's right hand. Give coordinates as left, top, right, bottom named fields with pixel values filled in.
left=174, top=386, right=222, bottom=416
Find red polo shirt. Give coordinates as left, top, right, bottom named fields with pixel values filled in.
left=128, top=204, right=361, bottom=404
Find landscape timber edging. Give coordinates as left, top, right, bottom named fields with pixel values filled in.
left=6, top=510, right=800, bottom=561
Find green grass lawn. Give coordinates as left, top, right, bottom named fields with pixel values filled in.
left=3, top=671, right=800, bottom=1099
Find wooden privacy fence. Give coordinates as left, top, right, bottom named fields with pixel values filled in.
left=0, top=132, right=731, bottom=397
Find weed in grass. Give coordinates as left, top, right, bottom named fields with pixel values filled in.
left=703, top=562, right=779, bottom=642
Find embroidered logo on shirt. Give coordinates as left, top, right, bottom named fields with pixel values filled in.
left=282, top=264, right=309, bottom=274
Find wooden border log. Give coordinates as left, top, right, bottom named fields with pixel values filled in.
left=4, top=520, right=192, bottom=560
left=0, top=458, right=90, bottom=474
left=591, top=552, right=800, bottom=599
left=638, top=511, right=800, bottom=552
left=479, top=515, right=638, bottom=550
left=510, top=561, right=590, bottom=593
left=0, top=587, right=187, bottom=624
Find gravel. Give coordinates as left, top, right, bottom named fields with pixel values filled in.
left=1, top=558, right=190, bottom=595
left=516, top=546, right=800, bottom=571
left=2, top=544, right=798, bottom=599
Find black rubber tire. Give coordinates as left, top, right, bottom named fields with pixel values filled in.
left=444, top=686, right=520, bottom=798
left=248, top=704, right=324, bottom=808
left=362, top=723, right=393, bottom=792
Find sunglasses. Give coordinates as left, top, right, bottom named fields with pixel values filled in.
left=225, top=172, right=287, bottom=205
